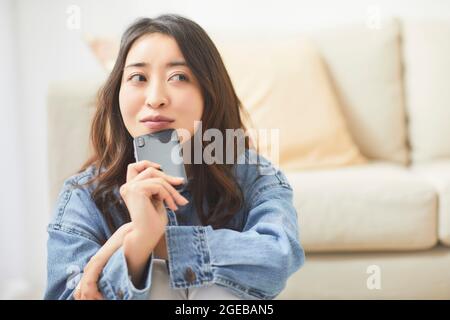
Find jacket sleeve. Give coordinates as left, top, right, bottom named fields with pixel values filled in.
left=164, top=165, right=305, bottom=300
left=44, top=181, right=154, bottom=300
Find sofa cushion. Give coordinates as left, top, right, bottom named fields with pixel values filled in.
left=286, top=161, right=437, bottom=252
left=411, top=161, right=450, bottom=246
left=278, top=246, right=450, bottom=299
left=309, top=18, right=408, bottom=164
left=402, top=19, right=450, bottom=163
left=216, top=36, right=366, bottom=171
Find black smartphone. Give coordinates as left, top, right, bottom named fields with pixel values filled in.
left=133, top=129, right=187, bottom=191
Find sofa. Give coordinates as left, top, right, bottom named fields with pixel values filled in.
left=47, top=17, right=450, bottom=299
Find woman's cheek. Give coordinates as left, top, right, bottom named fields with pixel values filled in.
left=120, top=88, right=142, bottom=117
left=118, top=94, right=138, bottom=135
left=182, top=91, right=203, bottom=118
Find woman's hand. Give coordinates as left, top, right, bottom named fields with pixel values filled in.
left=120, top=160, right=188, bottom=235
left=118, top=160, right=188, bottom=287
left=74, top=222, right=134, bottom=300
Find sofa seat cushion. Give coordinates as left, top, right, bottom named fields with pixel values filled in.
left=411, top=161, right=450, bottom=246
left=286, top=161, right=437, bottom=252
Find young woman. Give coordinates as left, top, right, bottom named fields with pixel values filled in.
left=44, top=14, right=305, bottom=300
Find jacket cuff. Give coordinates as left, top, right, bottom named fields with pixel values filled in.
left=98, top=246, right=153, bottom=300
left=165, top=225, right=214, bottom=289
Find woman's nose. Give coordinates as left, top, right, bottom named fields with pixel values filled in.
left=145, top=82, right=169, bottom=108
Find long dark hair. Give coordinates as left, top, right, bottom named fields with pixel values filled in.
left=75, top=14, right=253, bottom=233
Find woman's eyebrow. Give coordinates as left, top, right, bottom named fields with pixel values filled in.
left=124, top=60, right=188, bottom=69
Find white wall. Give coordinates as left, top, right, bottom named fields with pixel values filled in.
left=2, top=0, right=450, bottom=299
left=0, top=0, right=27, bottom=299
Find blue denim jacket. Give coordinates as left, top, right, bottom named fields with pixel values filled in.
left=44, top=149, right=305, bottom=300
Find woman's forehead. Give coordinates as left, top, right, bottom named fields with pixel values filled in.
left=125, top=33, right=185, bottom=67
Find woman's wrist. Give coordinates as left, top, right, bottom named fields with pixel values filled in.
left=153, top=233, right=168, bottom=260
left=123, top=230, right=157, bottom=286
left=123, top=227, right=164, bottom=262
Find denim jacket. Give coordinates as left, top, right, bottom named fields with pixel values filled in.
left=44, top=149, right=305, bottom=300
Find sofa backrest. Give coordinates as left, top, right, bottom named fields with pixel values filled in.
left=309, top=18, right=409, bottom=165
left=402, top=19, right=450, bottom=163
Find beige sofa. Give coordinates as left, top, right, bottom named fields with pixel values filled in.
left=47, top=18, right=450, bottom=299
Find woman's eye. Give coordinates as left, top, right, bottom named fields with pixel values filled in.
left=170, top=74, right=189, bottom=82
left=129, top=74, right=146, bottom=82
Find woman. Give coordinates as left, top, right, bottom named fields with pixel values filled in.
left=44, top=14, right=304, bottom=300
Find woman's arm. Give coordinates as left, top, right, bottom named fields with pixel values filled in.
left=74, top=222, right=133, bottom=300
left=163, top=164, right=305, bottom=300
left=72, top=160, right=184, bottom=300
left=117, top=161, right=187, bottom=287
left=45, top=162, right=186, bottom=300
left=74, top=223, right=168, bottom=300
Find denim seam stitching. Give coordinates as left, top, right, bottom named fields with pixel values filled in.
left=167, top=227, right=214, bottom=289
left=197, top=227, right=214, bottom=283
left=47, top=223, right=98, bottom=243
left=55, top=188, right=73, bottom=225
left=252, top=182, right=292, bottom=205
left=214, top=275, right=274, bottom=300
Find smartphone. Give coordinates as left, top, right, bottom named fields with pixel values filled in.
left=133, top=129, right=187, bottom=191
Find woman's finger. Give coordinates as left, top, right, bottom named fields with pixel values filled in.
left=152, top=178, right=189, bottom=207
left=93, top=292, right=104, bottom=300
left=137, top=178, right=189, bottom=211
left=78, top=279, right=99, bottom=300
left=133, top=165, right=185, bottom=186
left=73, top=283, right=81, bottom=300
left=81, top=281, right=102, bottom=300
left=126, top=160, right=161, bottom=182
left=132, top=173, right=189, bottom=207
left=128, top=179, right=174, bottom=211
left=79, top=273, right=102, bottom=300
left=138, top=179, right=179, bottom=211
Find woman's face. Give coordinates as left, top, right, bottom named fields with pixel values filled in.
left=119, top=33, right=204, bottom=140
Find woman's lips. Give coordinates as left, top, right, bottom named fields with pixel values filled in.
left=142, top=120, right=173, bottom=130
